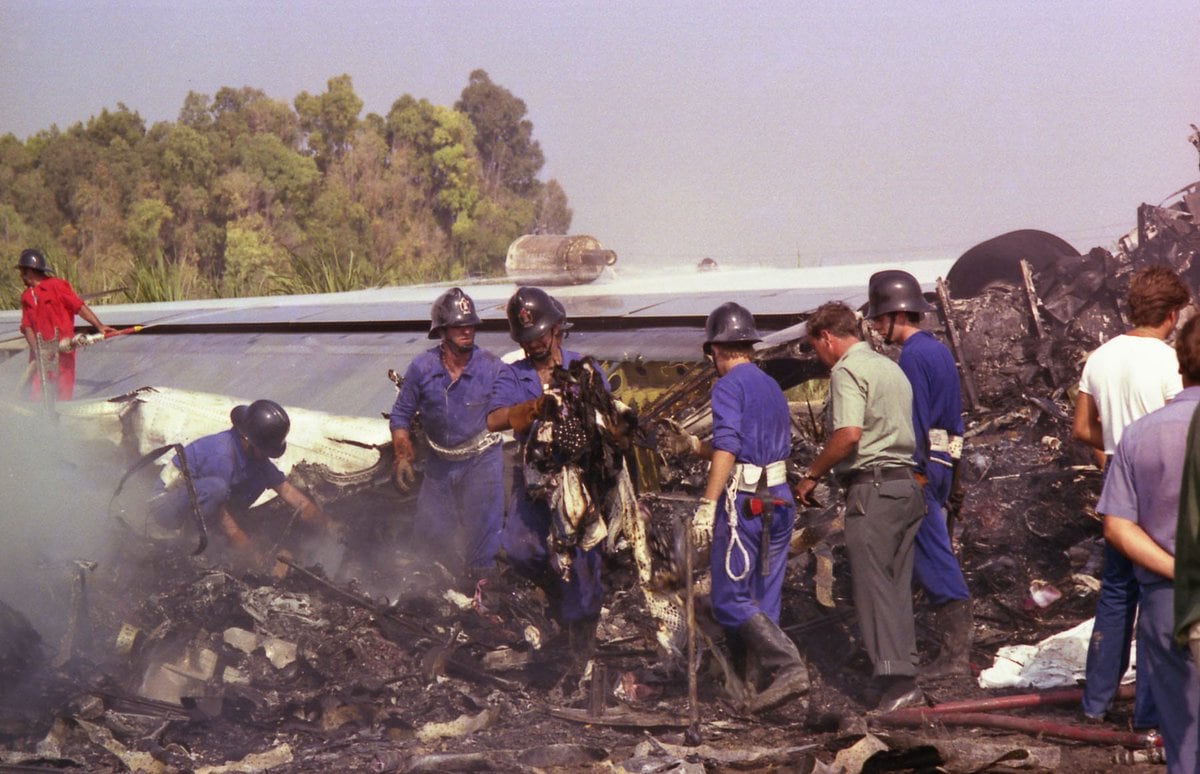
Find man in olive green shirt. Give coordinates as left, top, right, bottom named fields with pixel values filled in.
left=795, top=301, right=926, bottom=712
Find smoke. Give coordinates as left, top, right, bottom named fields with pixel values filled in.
left=0, top=406, right=125, bottom=648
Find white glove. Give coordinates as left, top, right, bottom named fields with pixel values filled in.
left=692, top=498, right=716, bottom=548
left=659, top=419, right=701, bottom=456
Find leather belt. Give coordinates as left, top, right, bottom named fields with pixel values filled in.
left=840, top=466, right=914, bottom=488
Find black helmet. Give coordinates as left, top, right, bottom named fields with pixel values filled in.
left=506, top=286, right=565, bottom=344
left=866, top=269, right=934, bottom=318
left=428, top=287, right=481, bottom=339
left=16, top=248, right=52, bottom=274
left=704, top=302, right=761, bottom=346
left=231, top=399, right=290, bottom=458
left=550, top=296, right=574, bottom=336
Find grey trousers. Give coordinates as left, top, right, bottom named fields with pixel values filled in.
left=842, top=474, right=925, bottom=677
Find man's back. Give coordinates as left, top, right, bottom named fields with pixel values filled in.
left=1080, top=334, right=1182, bottom=453
left=1099, top=387, right=1200, bottom=582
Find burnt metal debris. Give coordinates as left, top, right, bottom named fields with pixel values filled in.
left=4, top=183, right=1200, bottom=771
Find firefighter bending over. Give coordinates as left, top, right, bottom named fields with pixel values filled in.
left=152, top=399, right=335, bottom=562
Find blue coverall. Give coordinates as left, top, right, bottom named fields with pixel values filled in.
left=390, top=344, right=505, bottom=572
left=490, top=350, right=605, bottom=624
left=898, top=330, right=970, bottom=605
left=709, top=361, right=796, bottom=630
left=153, top=428, right=285, bottom=528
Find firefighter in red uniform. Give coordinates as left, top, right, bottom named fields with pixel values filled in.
left=17, top=248, right=114, bottom=401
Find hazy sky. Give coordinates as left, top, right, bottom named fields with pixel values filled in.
left=2, top=1, right=1198, bottom=270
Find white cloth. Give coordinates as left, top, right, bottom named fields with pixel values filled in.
left=1078, top=334, right=1181, bottom=454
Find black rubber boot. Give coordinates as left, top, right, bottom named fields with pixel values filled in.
left=919, top=599, right=973, bottom=679
left=739, top=613, right=810, bottom=713
left=567, top=615, right=600, bottom=665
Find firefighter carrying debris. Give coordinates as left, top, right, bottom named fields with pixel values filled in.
left=662, top=302, right=809, bottom=713
left=487, top=286, right=606, bottom=658
left=151, top=399, right=337, bottom=564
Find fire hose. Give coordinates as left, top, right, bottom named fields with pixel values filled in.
left=875, top=685, right=1161, bottom=748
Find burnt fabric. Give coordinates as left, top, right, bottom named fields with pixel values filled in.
left=708, top=361, right=795, bottom=629
left=490, top=350, right=606, bottom=623
left=390, top=345, right=505, bottom=570
left=899, top=330, right=969, bottom=605
left=20, top=276, right=83, bottom=401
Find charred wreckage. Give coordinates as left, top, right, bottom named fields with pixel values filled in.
left=2, top=187, right=1200, bottom=773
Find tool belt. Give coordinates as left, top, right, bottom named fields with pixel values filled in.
left=427, top=430, right=502, bottom=461
left=733, top=460, right=788, bottom=494
left=928, top=428, right=963, bottom=468
left=839, top=466, right=914, bottom=488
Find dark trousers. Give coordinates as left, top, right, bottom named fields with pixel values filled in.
left=1081, top=541, right=1158, bottom=727
left=1138, top=580, right=1199, bottom=773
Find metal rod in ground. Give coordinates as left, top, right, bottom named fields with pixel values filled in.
left=684, top=511, right=701, bottom=746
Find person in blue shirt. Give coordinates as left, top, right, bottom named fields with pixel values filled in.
left=663, top=302, right=808, bottom=713
left=390, top=288, right=506, bottom=579
left=866, top=270, right=973, bottom=678
left=152, top=399, right=333, bottom=562
left=1101, top=314, right=1200, bottom=772
left=486, top=286, right=604, bottom=653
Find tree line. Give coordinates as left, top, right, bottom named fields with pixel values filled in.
left=0, top=70, right=572, bottom=308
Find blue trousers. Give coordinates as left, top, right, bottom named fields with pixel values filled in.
left=709, top=488, right=795, bottom=630
left=152, top=476, right=231, bottom=528
left=416, top=446, right=503, bottom=572
left=1137, top=580, right=1199, bottom=773
left=501, top=468, right=603, bottom=624
left=1081, top=541, right=1158, bottom=727
left=912, top=474, right=970, bottom=606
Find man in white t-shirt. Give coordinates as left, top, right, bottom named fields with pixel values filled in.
left=1073, top=264, right=1191, bottom=725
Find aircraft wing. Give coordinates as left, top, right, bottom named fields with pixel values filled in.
left=0, top=261, right=953, bottom=417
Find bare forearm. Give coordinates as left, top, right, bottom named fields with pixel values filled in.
left=703, top=450, right=736, bottom=501
left=1104, top=516, right=1174, bottom=580
left=808, top=427, right=861, bottom=478
left=1072, top=393, right=1104, bottom=452
left=392, top=428, right=414, bottom=459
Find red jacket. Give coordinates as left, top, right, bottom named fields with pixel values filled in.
left=20, top=277, right=83, bottom=343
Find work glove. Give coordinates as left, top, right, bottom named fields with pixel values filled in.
left=508, top=389, right=562, bottom=434
left=692, top=497, right=716, bottom=549
left=393, top=457, right=416, bottom=493
left=658, top=418, right=701, bottom=457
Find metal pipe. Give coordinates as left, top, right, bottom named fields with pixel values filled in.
left=876, top=710, right=1161, bottom=748
left=934, top=278, right=980, bottom=410
left=882, top=684, right=1132, bottom=715
left=684, top=509, right=702, bottom=746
